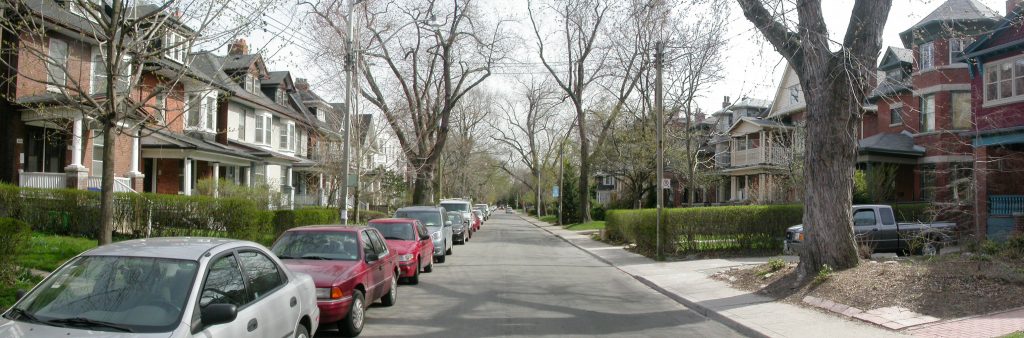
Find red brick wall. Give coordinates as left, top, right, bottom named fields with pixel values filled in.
left=137, top=75, right=187, bottom=133
left=15, top=32, right=93, bottom=99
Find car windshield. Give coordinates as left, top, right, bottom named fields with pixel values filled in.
left=370, top=223, right=416, bottom=241
left=440, top=202, right=469, bottom=212
left=448, top=213, right=463, bottom=224
left=395, top=210, right=442, bottom=227
left=272, top=231, right=359, bottom=261
left=8, top=256, right=198, bottom=333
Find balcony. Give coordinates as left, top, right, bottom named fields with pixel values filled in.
left=19, top=172, right=66, bottom=189
left=731, top=147, right=792, bottom=167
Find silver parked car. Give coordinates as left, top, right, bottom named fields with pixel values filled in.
left=0, top=238, right=319, bottom=338
left=396, top=206, right=454, bottom=263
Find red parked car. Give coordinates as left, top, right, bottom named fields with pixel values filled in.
left=272, top=226, right=400, bottom=337
left=471, top=210, right=483, bottom=231
left=368, top=218, right=435, bottom=284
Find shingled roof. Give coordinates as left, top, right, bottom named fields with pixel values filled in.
left=900, top=0, right=1002, bottom=46
left=858, top=131, right=926, bottom=156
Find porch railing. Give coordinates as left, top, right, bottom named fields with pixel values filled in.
left=730, top=147, right=792, bottom=167
left=88, top=176, right=136, bottom=193
left=990, top=195, right=1024, bottom=216
left=294, top=193, right=321, bottom=207
left=19, top=172, right=66, bottom=189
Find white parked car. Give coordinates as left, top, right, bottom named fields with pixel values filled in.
left=0, top=238, right=319, bottom=338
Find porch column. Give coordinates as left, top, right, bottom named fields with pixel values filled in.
left=212, top=162, right=220, bottom=197
left=287, top=167, right=295, bottom=210
left=974, top=146, right=989, bottom=239
left=243, top=166, right=252, bottom=187
left=730, top=176, right=737, bottom=201
left=759, top=131, right=766, bottom=163
left=128, top=130, right=144, bottom=192
left=65, top=116, right=88, bottom=190
left=183, top=158, right=192, bottom=196
left=318, top=173, right=325, bottom=206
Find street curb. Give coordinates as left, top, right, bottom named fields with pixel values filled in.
left=520, top=216, right=768, bottom=338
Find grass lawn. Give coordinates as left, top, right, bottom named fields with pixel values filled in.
left=538, top=215, right=558, bottom=224
left=1003, top=332, right=1024, bottom=338
left=1, top=270, right=45, bottom=311
left=15, top=233, right=97, bottom=272
left=566, top=221, right=605, bottom=231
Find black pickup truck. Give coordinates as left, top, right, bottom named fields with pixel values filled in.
left=784, top=205, right=956, bottom=256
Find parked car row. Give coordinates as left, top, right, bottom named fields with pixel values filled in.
left=0, top=200, right=491, bottom=338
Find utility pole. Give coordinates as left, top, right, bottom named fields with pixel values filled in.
left=558, top=144, right=564, bottom=225
left=655, top=41, right=665, bottom=261
left=339, top=0, right=357, bottom=225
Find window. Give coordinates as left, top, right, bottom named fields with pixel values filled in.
left=920, top=94, right=935, bottom=132
left=253, top=164, right=266, bottom=184
left=164, top=32, right=184, bottom=62
left=47, top=38, right=68, bottom=92
left=115, top=57, right=131, bottom=93
left=879, top=208, right=896, bottom=226
left=237, top=251, right=285, bottom=300
left=603, top=176, right=614, bottom=186
left=367, top=230, right=387, bottom=256
left=919, top=42, right=934, bottom=70
left=200, top=254, right=249, bottom=308
left=276, top=89, right=287, bottom=104
left=238, top=108, right=248, bottom=140
left=255, top=113, right=271, bottom=144
left=360, top=231, right=374, bottom=257
left=264, top=116, right=272, bottom=144
left=156, top=94, right=167, bottom=123
left=853, top=209, right=876, bottom=227
left=886, top=68, right=904, bottom=81
left=949, top=38, right=973, bottom=64
left=92, top=132, right=103, bottom=174
left=950, top=162, right=973, bottom=203
left=951, top=92, right=971, bottom=129
left=243, top=73, right=260, bottom=94
left=187, top=95, right=201, bottom=127
left=788, top=84, right=802, bottom=104
left=920, top=164, right=936, bottom=201
left=289, top=124, right=297, bottom=151
left=91, top=52, right=105, bottom=95
left=890, top=106, right=903, bottom=125
left=279, top=122, right=289, bottom=149
left=205, top=97, right=216, bottom=130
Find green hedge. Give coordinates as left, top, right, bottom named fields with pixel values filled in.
left=0, top=218, right=31, bottom=284
left=607, top=205, right=803, bottom=256
left=273, top=207, right=340, bottom=235
left=606, top=203, right=939, bottom=257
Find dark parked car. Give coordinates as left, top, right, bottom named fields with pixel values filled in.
left=446, top=212, right=470, bottom=244
left=273, top=226, right=399, bottom=337
left=785, top=205, right=956, bottom=256
left=369, top=218, right=435, bottom=284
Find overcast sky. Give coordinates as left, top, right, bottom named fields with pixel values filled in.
left=240, top=0, right=1010, bottom=115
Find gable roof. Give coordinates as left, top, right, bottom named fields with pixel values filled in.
left=879, top=47, right=914, bottom=69
left=189, top=52, right=310, bottom=126
left=962, top=4, right=1024, bottom=61
left=899, top=0, right=1001, bottom=46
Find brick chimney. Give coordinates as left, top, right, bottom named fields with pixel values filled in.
left=228, top=38, right=249, bottom=56
left=722, top=96, right=730, bottom=108
left=1009, top=0, right=1024, bottom=15
left=295, top=78, right=310, bottom=92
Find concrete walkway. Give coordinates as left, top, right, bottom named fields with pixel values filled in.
left=523, top=217, right=908, bottom=338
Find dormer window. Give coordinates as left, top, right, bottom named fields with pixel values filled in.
left=250, top=75, right=260, bottom=94
left=886, top=68, right=905, bottom=81
left=276, top=89, right=287, bottom=104
left=949, top=38, right=973, bottom=64
left=788, top=84, right=802, bottom=104
left=164, top=31, right=187, bottom=63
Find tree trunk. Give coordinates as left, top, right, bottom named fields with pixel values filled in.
left=796, top=74, right=861, bottom=279
left=411, top=162, right=435, bottom=205
left=577, top=106, right=592, bottom=222
left=97, top=121, right=115, bottom=245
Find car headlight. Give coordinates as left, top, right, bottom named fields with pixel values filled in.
left=431, top=232, right=441, bottom=240
left=797, top=232, right=804, bottom=241
left=316, top=287, right=343, bottom=300
left=398, top=254, right=414, bottom=262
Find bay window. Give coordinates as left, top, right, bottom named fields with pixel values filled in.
left=919, top=42, right=934, bottom=70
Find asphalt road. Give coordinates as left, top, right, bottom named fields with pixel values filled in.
left=316, top=212, right=742, bottom=337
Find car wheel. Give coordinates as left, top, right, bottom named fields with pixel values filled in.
left=381, top=275, right=398, bottom=307
left=446, top=243, right=453, bottom=255
left=919, top=239, right=942, bottom=256
left=424, top=258, right=434, bottom=272
left=436, top=254, right=446, bottom=263
left=294, top=323, right=310, bottom=338
left=338, top=290, right=364, bottom=337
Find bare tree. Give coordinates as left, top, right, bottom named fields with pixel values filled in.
left=737, top=0, right=892, bottom=277
left=0, top=0, right=271, bottom=244
left=491, top=79, right=564, bottom=216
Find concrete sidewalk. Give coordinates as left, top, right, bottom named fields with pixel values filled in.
left=523, top=217, right=908, bottom=338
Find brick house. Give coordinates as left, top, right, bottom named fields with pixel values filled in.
left=0, top=3, right=347, bottom=209
left=963, top=0, right=1024, bottom=240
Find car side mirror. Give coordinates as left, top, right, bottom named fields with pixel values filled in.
left=15, top=289, right=26, bottom=302
left=201, top=304, right=238, bottom=328
left=444, top=221, right=453, bottom=227
left=421, top=234, right=430, bottom=241
left=365, top=252, right=379, bottom=262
